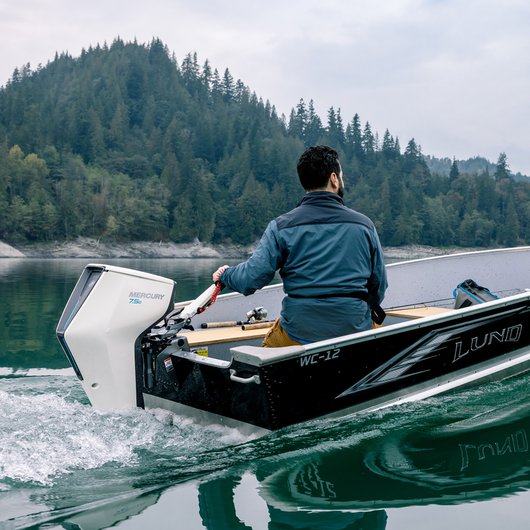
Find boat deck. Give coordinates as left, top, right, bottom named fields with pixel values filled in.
left=386, top=306, right=453, bottom=319
left=181, top=306, right=454, bottom=347
left=181, top=325, right=271, bottom=347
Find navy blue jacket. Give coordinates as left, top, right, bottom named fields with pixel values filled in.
left=221, top=192, right=387, bottom=343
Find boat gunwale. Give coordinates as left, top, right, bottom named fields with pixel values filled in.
left=231, top=289, right=530, bottom=367
left=384, top=245, right=530, bottom=268
left=173, top=246, right=530, bottom=308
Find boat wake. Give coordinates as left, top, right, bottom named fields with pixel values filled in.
left=2, top=369, right=529, bottom=486
left=0, top=376, right=254, bottom=488
left=2, top=370, right=530, bottom=528
left=0, top=367, right=75, bottom=377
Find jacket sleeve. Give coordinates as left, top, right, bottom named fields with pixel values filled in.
left=367, top=228, right=388, bottom=306
left=220, top=220, right=284, bottom=296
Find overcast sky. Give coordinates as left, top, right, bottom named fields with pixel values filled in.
left=1, top=0, right=529, bottom=174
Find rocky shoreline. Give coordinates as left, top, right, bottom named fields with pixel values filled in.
left=0, top=238, right=251, bottom=259
left=0, top=237, right=478, bottom=260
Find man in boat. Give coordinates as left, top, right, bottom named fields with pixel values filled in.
left=213, top=145, right=387, bottom=347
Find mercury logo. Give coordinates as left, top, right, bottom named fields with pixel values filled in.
left=129, top=291, right=165, bottom=300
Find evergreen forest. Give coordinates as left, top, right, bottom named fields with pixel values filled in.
left=0, top=38, right=528, bottom=248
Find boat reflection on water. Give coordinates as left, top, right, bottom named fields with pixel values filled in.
left=262, top=402, right=530, bottom=516
left=196, top=475, right=386, bottom=530
left=56, top=398, right=530, bottom=530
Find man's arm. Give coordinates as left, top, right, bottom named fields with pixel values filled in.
left=219, top=221, right=284, bottom=296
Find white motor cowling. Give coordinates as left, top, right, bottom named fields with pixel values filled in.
left=57, top=264, right=175, bottom=410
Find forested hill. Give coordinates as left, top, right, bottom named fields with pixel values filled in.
left=0, top=38, right=528, bottom=248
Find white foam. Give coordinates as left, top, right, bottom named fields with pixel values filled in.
left=0, top=385, right=255, bottom=486
left=0, top=367, right=75, bottom=377
left=0, top=390, right=141, bottom=484
left=150, top=407, right=256, bottom=447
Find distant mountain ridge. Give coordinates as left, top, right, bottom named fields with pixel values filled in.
left=425, top=155, right=529, bottom=181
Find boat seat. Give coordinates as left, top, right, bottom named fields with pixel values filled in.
left=385, top=306, right=455, bottom=319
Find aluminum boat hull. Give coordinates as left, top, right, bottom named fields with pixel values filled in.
left=57, top=247, right=530, bottom=435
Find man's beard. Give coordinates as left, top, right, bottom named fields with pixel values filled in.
left=337, top=182, right=344, bottom=198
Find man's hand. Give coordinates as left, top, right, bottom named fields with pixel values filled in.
left=213, top=265, right=229, bottom=283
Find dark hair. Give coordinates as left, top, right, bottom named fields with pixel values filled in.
left=296, top=145, right=341, bottom=190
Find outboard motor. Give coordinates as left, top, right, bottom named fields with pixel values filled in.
left=57, top=264, right=176, bottom=410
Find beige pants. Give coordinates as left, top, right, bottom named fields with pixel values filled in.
left=262, top=318, right=381, bottom=347
left=262, top=319, right=302, bottom=348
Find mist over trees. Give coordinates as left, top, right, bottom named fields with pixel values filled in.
left=0, top=38, right=529, bottom=248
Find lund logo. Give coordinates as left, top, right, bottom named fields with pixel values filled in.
left=459, top=429, right=528, bottom=471
left=453, top=324, right=523, bottom=362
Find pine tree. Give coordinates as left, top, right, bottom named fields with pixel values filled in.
left=304, top=100, right=323, bottom=146
left=288, top=99, right=307, bottom=138
left=221, top=68, right=235, bottom=101
left=381, top=130, right=395, bottom=159
left=1, top=38, right=528, bottom=249
left=449, top=157, right=460, bottom=180
left=495, top=152, right=511, bottom=180
left=326, top=107, right=345, bottom=147
left=362, top=122, right=375, bottom=155
left=346, top=113, right=363, bottom=160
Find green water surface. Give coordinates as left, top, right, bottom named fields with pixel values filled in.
left=1, top=258, right=530, bottom=529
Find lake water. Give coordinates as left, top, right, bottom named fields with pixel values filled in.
left=2, top=258, right=530, bottom=529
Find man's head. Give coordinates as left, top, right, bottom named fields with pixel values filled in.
left=297, top=145, right=344, bottom=197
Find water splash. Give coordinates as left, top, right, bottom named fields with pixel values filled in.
left=0, top=389, right=138, bottom=485
left=3, top=370, right=529, bottom=494
left=0, top=376, right=252, bottom=487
